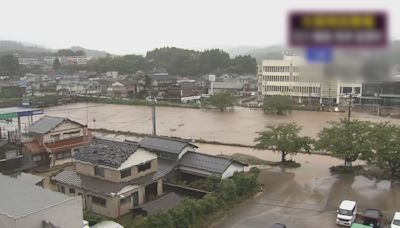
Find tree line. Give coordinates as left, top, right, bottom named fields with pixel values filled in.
left=86, top=47, right=257, bottom=76
left=255, top=119, right=400, bottom=177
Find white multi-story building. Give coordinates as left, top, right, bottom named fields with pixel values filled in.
left=259, top=55, right=362, bottom=105
left=260, top=55, right=321, bottom=103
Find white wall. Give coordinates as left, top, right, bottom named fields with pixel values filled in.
left=222, top=163, right=244, bottom=179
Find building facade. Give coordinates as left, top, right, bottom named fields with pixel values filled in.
left=24, top=116, right=91, bottom=168
left=259, top=55, right=362, bottom=105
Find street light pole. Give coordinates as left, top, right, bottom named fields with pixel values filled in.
left=348, top=94, right=352, bottom=121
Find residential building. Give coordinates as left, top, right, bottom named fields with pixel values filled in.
left=139, top=136, right=246, bottom=180
left=53, top=138, right=164, bottom=218
left=140, top=136, right=198, bottom=161
left=208, top=81, right=244, bottom=95
left=24, top=116, right=91, bottom=168
left=179, top=151, right=247, bottom=180
left=165, top=83, right=201, bottom=103
left=108, top=80, right=140, bottom=99
left=0, top=138, right=36, bottom=175
left=0, top=174, right=83, bottom=228
left=149, top=74, right=177, bottom=96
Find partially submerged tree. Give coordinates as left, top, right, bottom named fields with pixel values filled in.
left=203, top=92, right=235, bottom=111
left=262, top=95, right=294, bottom=115
left=370, top=122, right=400, bottom=176
left=254, top=123, right=313, bottom=163
left=316, top=119, right=373, bottom=167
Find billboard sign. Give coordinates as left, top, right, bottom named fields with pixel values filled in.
left=288, top=11, right=388, bottom=48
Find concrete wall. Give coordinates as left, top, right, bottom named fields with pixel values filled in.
left=1, top=197, right=83, bottom=228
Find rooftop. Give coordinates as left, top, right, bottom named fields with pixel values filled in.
left=140, top=136, right=197, bottom=155
left=339, top=200, right=356, bottom=210
left=74, top=138, right=139, bottom=168
left=0, top=174, right=75, bottom=219
left=10, top=172, right=44, bottom=185
left=28, top=116, right=83, bottom=134
left=179, top=151, right=246, bottom=175
left=211, top=81, right=244, bottom=89
left=140, top=192, right=183, bottom=215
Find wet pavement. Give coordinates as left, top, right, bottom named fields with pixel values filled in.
left=37, top=103, right=400, bottom=145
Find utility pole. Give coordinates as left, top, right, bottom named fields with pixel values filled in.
left=348, top=93, right=352, bottom=121
left=152, top=96, right=156, bottom=136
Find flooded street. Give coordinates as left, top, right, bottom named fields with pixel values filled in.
left=38, top=102, right=400, bottom=146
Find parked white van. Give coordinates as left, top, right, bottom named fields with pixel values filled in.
left=337, top=200, right=357, bottom=226
left=391, top=212, right=400, bottom=228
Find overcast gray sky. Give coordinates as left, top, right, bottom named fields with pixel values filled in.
left=1, top=0, right=399, bottom=55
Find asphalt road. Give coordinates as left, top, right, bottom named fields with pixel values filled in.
left=213, top=168, right=400, bottom=228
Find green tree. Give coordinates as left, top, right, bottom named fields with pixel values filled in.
left=203, top=92, right=235, bottom=111
left=263, top=95, right=294, bottom=115
left=199, top=49, right=230, bottom=73
left=228, top=55, right=257, bottom=75
left=218, top=179, right=237, bottom=201
left=370, top=123, right=400, bottom=176
left=255, top=123, right=313, bottom=163
left=316, top=119, right=373, bottom=167
left=0, top=54, right=19, bottom=76
left=53, top=57, right=61, bottom=71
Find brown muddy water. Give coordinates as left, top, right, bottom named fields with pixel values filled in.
left=38, top=102, right=400, bottom=146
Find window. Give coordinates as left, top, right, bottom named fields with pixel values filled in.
left=49, top=134, right=60, bottom=142
left=5, top=150, right=18, bottom=159
left=63, top=130, right=81, bottom=139
left=69, top=188, right=75, bottom=194
left=92, top=196, right=106, bottom=207
left=59, top=185, right=65, bottom=193
left=120, top=169, right=131, bottom=178
left=120, top=196, right=131, bottom=205
left=94, top=166, right=105, bottom=177
left=138, top=162, right=151, bottom=172
left=32, top=155, right=42, bottom=162
left=56, top=151, right=71, bottom=160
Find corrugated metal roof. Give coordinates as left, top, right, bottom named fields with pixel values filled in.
left=0, top=174, right=74, bottom=219
left=140, top=136, right=196, bottom=154
left=27, top=116, right=65, bottom=134
left=179, top=151, right=233, bottom=174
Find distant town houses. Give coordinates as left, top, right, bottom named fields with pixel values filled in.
left=18, top=55, right=89, bottom=67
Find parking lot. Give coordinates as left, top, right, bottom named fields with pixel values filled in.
left=213, top=167, right=400, bottom=228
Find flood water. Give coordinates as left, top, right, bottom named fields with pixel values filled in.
left=38, top=102, right=400, bottom=146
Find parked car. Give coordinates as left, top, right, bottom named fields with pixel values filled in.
left=362, top=209, right=383, bottom=228
left=270, top=223, right=287, bottom=228
left=392, top=212, right=400, bottom=228
left=336, top=200, right=357, bottom=226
